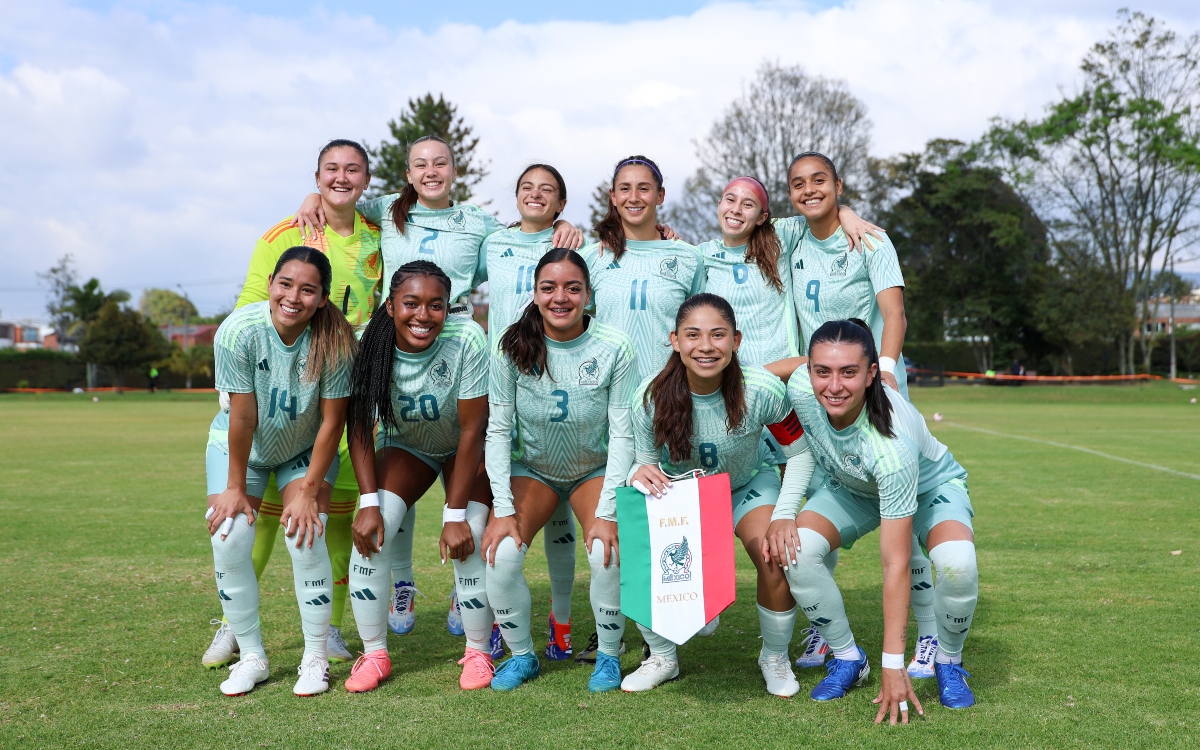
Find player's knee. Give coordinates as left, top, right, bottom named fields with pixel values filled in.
left=211, top=513, right=256, bottom=562
left=587, top=537, right=617, bottom=570
left=286, top=514, right=330, bottom=563
left=464, top=501, right=489, bottom=541
left=796, top=527, right=832, bottom=566
left=929, top=539, right=978, bottom=594
left=493, top=536, right=526, bottom=569
left=379, top=490, right=407, bottom=532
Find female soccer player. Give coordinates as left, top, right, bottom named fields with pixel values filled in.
left=481, top=249, right=636, bottom=693
left=205, top=246, right=356, bottom=697
left=625, top=294, right=815, bottom=696
left=204, top=139, right=380, bottom=670
left=765, top=319, right=978, bottom=721
left=340, top=260, right=494, bottom=692
left=584, top=155, right=705, bottom=388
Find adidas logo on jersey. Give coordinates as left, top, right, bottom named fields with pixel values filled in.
left=714, top=251, right=726, bottom=259
left=501, top=248, right=514, bottom=257
left=257, top=358, right=270, bottom=371
left=606, top=261, right=621, bottom=270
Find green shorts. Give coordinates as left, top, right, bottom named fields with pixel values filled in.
left=375, top=430, right=447, bottom=474
left=732, top=466, right=781, bottom=528
left=803, top=476, right=973, bottom=550
left=511, top=461, right=605, bottom=504
left=205, top=444, right=339, bottom=498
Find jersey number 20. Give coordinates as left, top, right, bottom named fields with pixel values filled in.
left=399, top=394, right=440, bottom=422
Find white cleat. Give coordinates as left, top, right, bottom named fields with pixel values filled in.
left=293, top=653, right=330, bottom=696
left=219, top=652, right=268, bottom=696
left=202, top=619, right=239, bottom=669
left=795, top=626, right=830, bottom=668
left=388, top=581, right=421, bottom=635
left=908, top=635, right=938, bottom=678
left=327, top=625, right=353, bottom=663
left=620, top=654, right=680, bottom=692
left=759, top=650, right=801, bottom=698
left=697, top=615, right=720, bottom=637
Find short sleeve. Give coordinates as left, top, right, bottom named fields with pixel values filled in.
left=688, top=248, right=706, bottom=296
left=357, top=195, right=396, bottom=226
left=481, top=212, right=506, bottom=237
left=875, top=445, right=919, bottom=519
left=488, top=349, right=518, bottom=405
left=866, top=233, right=905, bottom=293
left=214, top=329, right=254, bottom=394
left=458, top=325, right=490, bottom=400
left=773, top=216, right=809, bottom=255
left=319, top=354, right=353, bottom=399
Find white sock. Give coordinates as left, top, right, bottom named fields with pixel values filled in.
left=587, top=538, right=624, bottom=657
left=452, top=501, right=492, bottom=653
left=349, top=490, right=407, bottom=653
left=910, top=534, right=937, bottom=640
left=211, top=511, right=265, bottom=658
left=637, top=623, right=678, bottom=662
left=486, top=536, right=532, bottom=655
left=287, top=512, right=332, bottom=659
left=390, top=503, right=416, bottom=586
left=544, top=501, right=576, bottom=624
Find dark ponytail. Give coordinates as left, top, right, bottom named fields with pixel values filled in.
left=595, top=154, right=663, bottom=261
left=271, top=247, right=357, bottom=384
left=808, top=318, right=893, bottom=437
left=347, top=261, right=452, bottom=446
left=499, top=248, right=590, bottom=378
left=388, top=135, right=454, bottom=235
left=644, top=293, right=746, bottom=463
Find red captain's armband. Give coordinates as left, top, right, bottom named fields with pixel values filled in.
left=767, top=411, right=804, bottom=446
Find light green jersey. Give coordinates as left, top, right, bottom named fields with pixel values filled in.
left=773, top=215, right=810, bottom=256
left=632, top=366, right=795, bottom=489
left=582, top=239, right=705, bottom=385
left=379, top=318, right=489, bottom=459
left=483, top=226, right=554, bottom=338
left=358, top=196, right=505, bottom=303
left=786, top=368, right=965, bottom=519
left=489, top=319, right=637, bottom=485
left=210, top=301, right=352, bottom=467
left=697, top=239, right=797, bottom=365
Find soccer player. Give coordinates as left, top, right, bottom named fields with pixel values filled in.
left=204, top=139, right=380, bottom=669
left=481, top=249, right=636, bottom=693
left=626, top=294, right=814, bottom=696
left=765, top=319, right=979, bottom=720
left=583, top=155, right=705, bottom=388
left=340, top=261, right=495, bottom=692
left=294, top=138, right=584, bottom=636
left=205, top=247, right=356, bottom=697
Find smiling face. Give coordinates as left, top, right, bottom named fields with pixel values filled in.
left=316, top=146, right=369, bottom=212
left=671, top=304, right=740, bottom=392
left=516, top=167, right=566, bottom=230
left=268, top=260, right=326, bottom=333
left=387, top=274, right=448, bottom=353
left=610, top=164, right=663, bottom=232
left=788, top=157, right=842, bottom=223
left=717, top=183, right=768, bottom=246
left=533, top=260, right=590, bottom=340
left=406, top=140, right=456, bottom=208
left=807, top=340, right=875, bottom=429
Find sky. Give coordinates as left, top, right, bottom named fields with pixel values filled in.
left=2, top=0, right=1199, bottom=321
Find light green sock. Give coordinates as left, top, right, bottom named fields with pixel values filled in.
left=487, top=536, right=533, bottom=655
left=212, top=512, right=265, bottom=658
left=636, top=623, right=677, bottom=661
left=910, top=535, right=937, bottom=640
left=587, top=539, right=624, bottom=657
left=930, top=540, right=978, bottom=659
left=785, top=528, right=855, bottom=653
left=390, top=503, right=416, bottom=586
left=452, top=502, right=492, bottom=653
left=545, top=501, right=576, bottom=624
left=287, top=512, right=333, bottom=659
left=325, top=508, right=353, bottom=630
left=757, top=604, right=797, bottom=657
left=350, top=490, right=407, bottom=653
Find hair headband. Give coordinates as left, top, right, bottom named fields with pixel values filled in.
left=723, top=176, right=770, bottom=212
left=613, top=158, right=662, bottom=185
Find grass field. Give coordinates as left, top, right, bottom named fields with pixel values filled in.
left=1, top=383, right=1198, bottom=749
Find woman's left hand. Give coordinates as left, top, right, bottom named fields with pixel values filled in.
left=873, top=666, right=923, bottom=725
left=838, top=207, right=884, bottom=252
left=281, top=485, right=324, bottom=549
left=551, top=220, right=584, bottom=250
left=439, top=519, right=475, bottom=563
left=586, top=519, right=620, bottom=568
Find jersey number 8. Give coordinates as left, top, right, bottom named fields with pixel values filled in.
left=699, top=442, right=718, bottom=469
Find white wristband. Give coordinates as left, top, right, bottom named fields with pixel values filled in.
left=443, top=506, right=466, bottom=525
left=878, top=356, right=897, bottom=375
left=882, top=652, right=905, bottom=670
left=359, top=492, right=379, bottom=509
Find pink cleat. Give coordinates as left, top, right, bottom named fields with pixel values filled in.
left=344, top=650, right=392, bottom=693
left=458, top=647, right=495, bottom=690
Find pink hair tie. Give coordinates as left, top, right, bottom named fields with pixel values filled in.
left=723, top=177, right=770, bottom=212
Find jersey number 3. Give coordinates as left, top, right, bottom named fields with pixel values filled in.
left=550, top=390, right=569, bottom=422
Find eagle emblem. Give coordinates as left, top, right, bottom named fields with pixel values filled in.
left=842, top=453, right=865, bottom=477
left=660, top=256, right=679, bottom=279
left=578, top=357, right=600, bottom=385
left=430, top=358, right=454, bottom=387
left=449, top=209, right=466, bottom=229
left=830, top=253, right=849, bottom=278
left=660, top=536, right=693, bottom=583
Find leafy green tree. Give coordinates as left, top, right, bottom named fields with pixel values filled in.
left=367, top=94, right=488, bottom=202
left=1032, top=251, right=1127, bottom=375
left=138, top=288, right=198, bottom=326
left=165, top=343, right=214, bottom=389
left=79, top=301, right=166, bottom=392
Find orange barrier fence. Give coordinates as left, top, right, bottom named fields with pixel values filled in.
left=909, top=369, right=1198, bottom=385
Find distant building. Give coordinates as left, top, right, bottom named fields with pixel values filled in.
left=1139, top=289, right=1200, bottom=335
left=0, top=320, right=56, bottom=350
left=160, top=323, right=219, bottom=347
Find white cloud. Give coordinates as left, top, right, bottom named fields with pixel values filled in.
left=0, top=0, right=1197, bottom=318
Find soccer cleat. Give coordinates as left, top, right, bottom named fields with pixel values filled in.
left=447, top=588, right=465, bottom=636
left=795, top=627, right=830, bottom=669
left=935, top=662, right=975, bottom=708
left=545, top=612, right=572, bottom=660
left=759, top=650, right=801, bottom=698
left=345, top=650, right=392, bottom=693
left=588, top=651, right=622, bottom=693
left=621, top=654, right=679, bottom=692
left=908, top=635, right=938, bottom=679
left=388, top=580, right=421, bottom=635
left=490, top=623, right=505, bottom=661
left=327, top=625, right=353, bottom=664
left=697, top=614, right=720, bottom=637
left=219, top=652, right=268, bottom=696
left=810, top=647, right=870, bottom=701
left=575, top=632, right=625, bottom=664
left=490, top=652, right=540, bottom=691
left=458, top=647, right=495, bottom=691
left=293, top=653, right=330, bottom=696
left=203, top=619, right=239, bottom=669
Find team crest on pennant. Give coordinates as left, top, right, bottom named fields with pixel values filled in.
left=660, top=537, right=693, bottom=583
left=430, top=358, right=454, bottom=387
left=659, top=256, right=679, bottom=279
left=578, top=357, right=600, bottom=385
left=449, top=209, right=466, bottom=229
left=830, top=253, right=849, bottom=278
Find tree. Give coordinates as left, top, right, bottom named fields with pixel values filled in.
left=139, top=288, right=198, bottom=326
left=166, top=343, right=213, bottom=389
left=671, top=61, right=873, bottom=242
left=79, top=301, right=166, bottom=392
left=983, top=11, right=1200, bottom=374
left=39, top=255, right=79, bottom=348
left=367, top=94, right=489, bottom=203
left=1032, top=251, right=1127, bottom=375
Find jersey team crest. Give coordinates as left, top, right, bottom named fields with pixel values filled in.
left=660, top=256, right=679, bottom=279
left=449, top=209, right=466, bottom=229
left=830, top=253, right=850, bottom=277
left=430, top=358, right=454, bottom=387
left=578, top=358, right=600, bottom=385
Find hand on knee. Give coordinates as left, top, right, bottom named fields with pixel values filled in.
left=588, top=537, right=618, bottom=571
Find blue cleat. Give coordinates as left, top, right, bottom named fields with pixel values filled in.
left=587, top=652, right=622, bottom=693
left=446, top=588, right=465, bottom=636
left=810, top=646, right=870, bottom=701
left=490, top=623, right=505, bottom=661
left=545, top=612, right=573, bottom=661
left=935, top=662, right=975, bottom=708
left=490, top=652, right=540, bottom=692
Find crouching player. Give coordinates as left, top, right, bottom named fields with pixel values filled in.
left=205, top=247, right=356, bottom=696
left=765, top=319, right=978, bottom=722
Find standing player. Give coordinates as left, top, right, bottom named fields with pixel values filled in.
left=481, top=249, right=636, bottom=693
left=765, top=319, right=978, bottom=719
left=626, top=294, right=815, bottom=696
left=205, top=247, right=356, bottom=697
left=203, top=139, right=380, bottom=669
left=340, top=261, right=495, bottom=692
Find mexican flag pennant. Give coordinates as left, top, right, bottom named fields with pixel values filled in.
left=616, top=473, right=736, bottom=645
